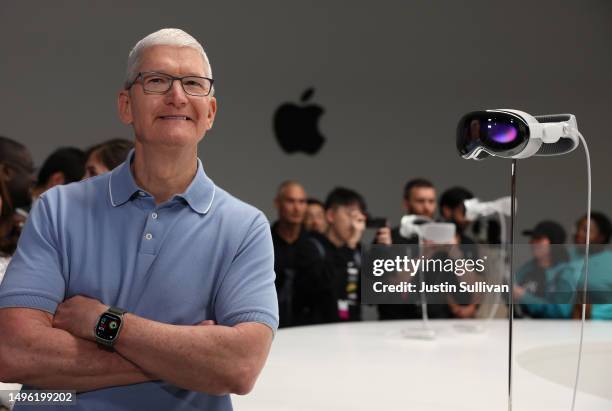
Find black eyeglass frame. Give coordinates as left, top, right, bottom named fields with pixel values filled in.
left=126, top=71, right=214, bottom=97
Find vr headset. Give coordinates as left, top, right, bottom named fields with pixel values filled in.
left=457, top=109, right=580, bottom=160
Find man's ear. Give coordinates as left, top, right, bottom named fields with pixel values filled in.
left=326, top=208, right=335, bottom=225
left=118, top=90, right=133, bottom=125
left=206, top=97, right=217, bottom=130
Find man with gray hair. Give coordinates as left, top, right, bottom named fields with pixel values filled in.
left=0, top=28, right=278, bottom=410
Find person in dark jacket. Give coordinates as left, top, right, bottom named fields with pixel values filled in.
left=271, top=180, right=308, bottom=327
left=293, top=187, right=367, bottom=325
left=375, top=178, right=437, bottom=319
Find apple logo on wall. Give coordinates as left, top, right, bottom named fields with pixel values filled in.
left=273, top=88, right=325, bottom=155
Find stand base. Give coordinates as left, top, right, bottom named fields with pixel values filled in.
left=454, top=323, right=485, bottom=333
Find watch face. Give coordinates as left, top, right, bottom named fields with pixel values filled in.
left=96, top=313, right=122, bottom=342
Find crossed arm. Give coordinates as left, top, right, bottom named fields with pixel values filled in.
left=0, top=297, right=273, bottom=395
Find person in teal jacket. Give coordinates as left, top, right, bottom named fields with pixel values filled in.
left=516, top=213, right=612, bottom=319
left=513, top=221, right=572, bottom=318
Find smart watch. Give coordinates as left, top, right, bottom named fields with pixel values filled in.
left=95, top=306, right=126, bottom=348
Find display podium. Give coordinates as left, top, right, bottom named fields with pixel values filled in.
left=233, top=320, right=612, bottom=411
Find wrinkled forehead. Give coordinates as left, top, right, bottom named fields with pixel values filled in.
left=137, top=45, right=208, bottom=76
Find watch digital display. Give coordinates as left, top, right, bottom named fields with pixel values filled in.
left=95, top=312, right=122, bottom=342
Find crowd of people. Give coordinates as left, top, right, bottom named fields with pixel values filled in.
left=269, top=179, right=612, bottom=327
left=1, top=135, right=611, bottom=330
left=0, top=137, right=133, bottom=278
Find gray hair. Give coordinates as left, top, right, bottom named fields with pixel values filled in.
left=124, top=28, right=213, bottom=92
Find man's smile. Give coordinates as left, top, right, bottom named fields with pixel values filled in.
left=158, top=115, right=193, bottom=121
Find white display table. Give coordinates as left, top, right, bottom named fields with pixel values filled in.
left=233, top=320, right=612, bottom=410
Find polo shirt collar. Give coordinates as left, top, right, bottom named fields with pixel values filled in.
left=108, top=150, right=140, bottom=207
left=176, top=158, right=216, bottom=215
left=109, top=149, right=215, bottom=215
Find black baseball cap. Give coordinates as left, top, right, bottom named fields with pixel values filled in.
left=522, top=221, right=566, bottom=244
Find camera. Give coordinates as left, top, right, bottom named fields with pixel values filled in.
left=366, top=216, right=387, bottom=229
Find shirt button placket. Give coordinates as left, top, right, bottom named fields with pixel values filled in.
left=141, top=209, right=160, bottom=254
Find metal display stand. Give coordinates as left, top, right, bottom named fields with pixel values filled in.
left=508, top=159, right=517, bottom=411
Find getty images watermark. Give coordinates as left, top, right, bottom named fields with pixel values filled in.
left=361, top=244, right=611, bottom=305
left=371, top=254, right=498, bottom=294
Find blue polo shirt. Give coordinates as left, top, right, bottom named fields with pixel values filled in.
left=0, top=151, right=278, bottom=411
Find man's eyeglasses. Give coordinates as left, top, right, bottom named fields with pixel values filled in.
left=127, top=72, right=214, bottom=97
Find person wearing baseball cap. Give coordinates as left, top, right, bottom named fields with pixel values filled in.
left=522, top=220, right=567, bottom=245
left=513, top=220, right=571, bottom=318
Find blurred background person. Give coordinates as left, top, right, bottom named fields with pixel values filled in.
left=513, top=221, right=570, bottom=318
left=0, top=136, right=34, bottom=214
left=375, top=178, right=437, bottom=320
left=31, top=147, right=86, bottom=200
left=392, top=178, right=437, bottom=244
left=438, top=186, right=480, bottom=318
left=271, top=181, right=308, bottom=327
left=374, top=178, right=437, bottom=245
left=84, top=138, right=134, bottom=178
left=293, top=187, right=366, bottom=325
left=571, top=211, right=612, bottom=319
left=515, top=213, right=612, bottom=319
left=574, top=211, right=611, bottom=249
left=436, top=187, right=478, bottom=318
left=303, top=197, right=327, bottom=234
left=439, top=186, right=475, bottom=244
left=0, top=136, right=34, bottom=261
left=0, top=136, right=32, bottom=407
left=0, top=194, right=9, bottom=284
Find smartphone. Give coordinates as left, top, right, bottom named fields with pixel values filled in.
left=366, top=217, right=387, bottom=229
